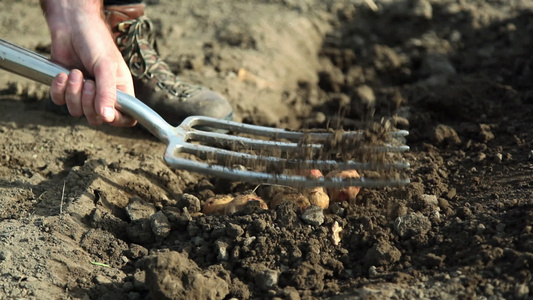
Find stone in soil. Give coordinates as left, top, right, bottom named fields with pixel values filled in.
left=126, top=197, right=157, bottom=222
left=151, top=211, right=171, bottom=239
left=300, top=205, right=325, bottom=226
left=143, top=251, right=229, bottom=300
left=177, top=193, right=201, bottom=213
left=393, top=212, right=432, bottom=238
left=363, top=240, right=402, bottom=267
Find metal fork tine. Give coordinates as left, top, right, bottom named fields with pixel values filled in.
left=177, top=143, right=410, bottom=171
left=165, top=154, right=410, bottom=188
left=183, top=116, right=409, bottom=142
left=188, top=130, right=410, bottom=153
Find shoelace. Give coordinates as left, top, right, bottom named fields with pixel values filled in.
left=116, top=16, right=201, bottom=99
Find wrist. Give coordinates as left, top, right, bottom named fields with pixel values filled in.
left=41, top=0, right=104, bottom=32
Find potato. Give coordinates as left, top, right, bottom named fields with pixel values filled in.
left=304, top=187, right=329, bottom=209
left=294, top=169, right=324, bottom=178
left=308, top=169, right=324, bottom=178
left=202, top=195, right=233, bottom=215
left=225, top=194, right=268, bottom=214
left=326, top=170, right=361, bottom=202
left=271, top=192, right=310, bottom=210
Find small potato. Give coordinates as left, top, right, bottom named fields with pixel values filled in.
left=202, top=195, right=233, bottom=215
left=326, top=170, right=361, bottom=202
left=304, top=187, right=329, bottom=209
left=294, top=169, right=324, bottom=178
left=225, top=194, right=268, bottom=214
left=271, top=192, right=310, bottom=210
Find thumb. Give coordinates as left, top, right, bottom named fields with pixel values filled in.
left=93, top=59, right=118, bottom=123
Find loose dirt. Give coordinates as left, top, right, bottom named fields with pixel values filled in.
left=1, top=0, right=533, bottom=299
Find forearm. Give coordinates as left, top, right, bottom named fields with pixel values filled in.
left=40, top=0, right=103, bottom=15
left=40, top=0, right=104, bottom=34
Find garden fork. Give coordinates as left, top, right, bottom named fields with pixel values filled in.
left=0, top=39, right=410, bottom=189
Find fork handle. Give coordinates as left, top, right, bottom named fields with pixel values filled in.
left=0, top=39, right=176, bottom=143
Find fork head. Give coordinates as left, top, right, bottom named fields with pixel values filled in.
left=163, top=116, right=410, bottom=189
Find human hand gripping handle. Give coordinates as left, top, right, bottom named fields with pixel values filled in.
left=0, top=39, right=175, bottom=142
left=40, top=0, right=135, bottom=127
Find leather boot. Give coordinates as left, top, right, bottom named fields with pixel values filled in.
left=104, top=4, right=233, bottom=125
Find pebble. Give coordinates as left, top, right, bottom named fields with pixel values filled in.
left=328, top=202, right=345, bottom=217
left=479, top=124, right=495, bottom=143
left=300, top=205, right=324, bottom=226
left=211, top=226, right=227, bottom=240
left=412, top=0, right=433, bottom=19
left=354, top=85, right=376, bottom=107
left=243, top=236, right=256, bottom=247
left=252, top=219, right=267, bottom=233
left=433, top=124, right=461, bottom=146
left=514, top=283, right=529, bottom=299
left=133, top=270, right=146, bottom=291
left=173, top=207, right=192, bottom=229
left=275, top=201, right=299, bottom=226
left=429, top=210, right=441, bottom=222
left=368, top=266, right=378, bottom=278
left=281, top=287, right=301, bottom=300
left=226, top=223, right=245, bottom=238
left=421, top=194, right=439, bottom=208
left=125, top=197, right=157, bottom=222
left=475, top=152, right=486, bottom=162
left=94, top=275, right=112, bottom=285
left=126, top=219, right=155, bottom=244
left=477, top=223, right=486, bottom=235
left=445, top=188, right=457, bottom=200
left=393, top=212, right=431, bottom=238
left=456, top=207, right=472, bottom=219
left=363, top=241, right=402, bottom=266
left=177, top=193, right=201, bottom=213
left=0, top=249, right=11, bottom=261
left=393, top=115, right=410, bottom=129
left=124, top=244, right=149, bottom=260
left=151, top=211, right=171, bottom=239
left=215, top=240, right=230, bottom=261
left=255, top=269, right=279, bottom=291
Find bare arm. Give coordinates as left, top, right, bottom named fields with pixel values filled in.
left=40, top=0, right=136, bottom=127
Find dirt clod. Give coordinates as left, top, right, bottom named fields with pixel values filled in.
left=144, top=251, right=230, bottom=300
left=393, top=212, right=432, bottom=238
left=300, top=205, right=325, bottom=226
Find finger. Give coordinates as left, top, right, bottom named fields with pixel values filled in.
left=108, top=110, right=138, bottom=127
left=116, top=62, right=135, bottom=97
left=92, top=59, right=118, bottom=123
left=80, top=81, right=100, bottom=126
left=65, top=70, right=84, bottom=117
left=50, top=73, right=68, bottom=106
left=79, top=80, right=96, bottom=119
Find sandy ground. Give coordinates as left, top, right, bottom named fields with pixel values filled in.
left=1, top=0, right=533, bottom=299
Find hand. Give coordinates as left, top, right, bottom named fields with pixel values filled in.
left=41, top=0, right=136, bottom=127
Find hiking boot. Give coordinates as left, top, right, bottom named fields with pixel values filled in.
left=104, top=4, right=233, bottom=125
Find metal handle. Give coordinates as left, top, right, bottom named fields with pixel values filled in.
left=0, top=39, right=176, bottom=143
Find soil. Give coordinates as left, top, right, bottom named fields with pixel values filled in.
left=1, top=0, right=533, bottom=299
